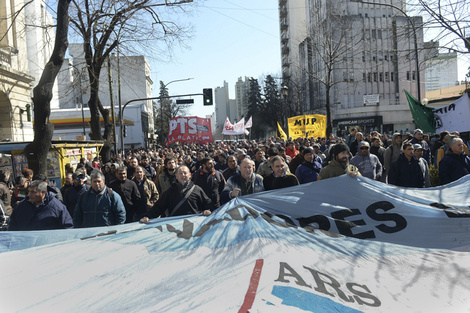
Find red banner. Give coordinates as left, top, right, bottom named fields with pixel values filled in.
left=167, top=116, right=213, bottom=145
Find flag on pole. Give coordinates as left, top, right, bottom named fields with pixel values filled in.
left=245, top=116, right=252, bottom=129
left=434, top=92, right=470, bottom=133
left=277, top=122, right=287, bottom=140
left=404, top=89, right=435, bottom=133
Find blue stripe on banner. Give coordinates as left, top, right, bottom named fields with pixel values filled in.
left=271, top=285, right=364, bottom=313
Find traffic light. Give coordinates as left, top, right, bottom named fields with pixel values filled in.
left=203, top=88, right=213, bottom=106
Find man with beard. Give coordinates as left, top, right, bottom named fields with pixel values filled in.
left=295, top=147, right=323, bottom=184
left=263, top=156, right=299, bottom=190
left=140, top=165, right=213, bottom=221
left=222, top=155, right=239, bottom=181
left=156, top=157, right=177, bottom=194
left=318, top=143, right=360, bottom=180
left=192, top=157, right=225, bottom=208
left=140, top=154, right=156, bottom=181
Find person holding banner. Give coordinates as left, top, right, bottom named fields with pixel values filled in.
left=263, top=156, right=299, bottom=191
left=295, top=147, right=323, bottom=184
left=221, top=159, right=264, bottom=204
left=318, top=143, right=360, bottom=180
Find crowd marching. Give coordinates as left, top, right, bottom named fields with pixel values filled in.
left=1, top=128, right=469, bottom=231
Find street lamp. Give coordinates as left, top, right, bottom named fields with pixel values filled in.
left=351, top=0, right=422, bottom=101
left=69, top=63, right=86, bottom=137
left=159, top=78, right=193, bottom=146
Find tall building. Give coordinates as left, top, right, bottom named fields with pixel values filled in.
left=214, top=81, right=230, bottom=128
left=235, top=76, right=250, bottom=119
left=0, top=0, right=34, bottom=141
left=280, top=0, right=426, bottom=135
left=52, top=43, right=155, bottom=149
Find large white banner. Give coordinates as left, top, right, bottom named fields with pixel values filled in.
left=222, top=117, right=249, bottom=135
left=434, top=92, right=470, bottom=133
left=1, top=175, right=470, bottom=312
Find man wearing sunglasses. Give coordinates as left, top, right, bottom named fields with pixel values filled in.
left=350, top=141, right=382, bottom=180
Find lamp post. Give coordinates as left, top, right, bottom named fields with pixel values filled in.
left=159, top=78, right=193, bottom=146
left=69, top=63, right=86, bottom=137
left=281, top=85, right=289, bottom=129
left=351, top=0, right=422, bottom=101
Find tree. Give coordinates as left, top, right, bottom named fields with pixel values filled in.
left=155, top=81, right=191, bottom=145
left=24, top=0, right=71, bottom=175
left=263, top=75, right=284, bottom=129
left=68, top=0, right=194, bottom=160
left=246, top=78, right=264, bottom=138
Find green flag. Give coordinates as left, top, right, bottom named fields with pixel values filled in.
left=404, top=89, right=436, bottom=133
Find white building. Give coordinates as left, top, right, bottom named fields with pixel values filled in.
left=0, top=0, right=34, bottom=141
left=53, top=43, right=155, bottom=149
left=235, top=76, right=250, bottom=119
left=424, top=46, right=458, bottom=92
left=280, top=0, right=426, bottom=135
left=214, top=81, right=231, bottom=128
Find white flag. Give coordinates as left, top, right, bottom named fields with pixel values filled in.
left=245, top=116, right=253, bottom=128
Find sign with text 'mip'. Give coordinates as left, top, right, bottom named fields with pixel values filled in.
left=288, top=114, right=326, bottom=139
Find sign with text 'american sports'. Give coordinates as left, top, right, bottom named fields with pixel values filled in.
left=1, top=175, right=470, bottom=312
left=167, top=116, right=213, bottom=144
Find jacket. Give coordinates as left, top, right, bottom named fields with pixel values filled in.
left=145, top=181, right=213, bottom=218
left=263, top=172, right=299, bottom=191
left=64, top=184, right=89, bottom=216
left=9, top=192, right=73, bottom=231
left=132, top=177, right=159, bottom=213
left=383, top=133, right=403, bottom=173
left=295, top=159, right=322, bottom=184
left=438, top=152, right=470, bottom=185
left=156, top=169, right=176, bottom=194
left=318, top=159, right=361, bottom=180
left=349, top=153, right=382, bottom=180
left=108, top=179, right=141, bottom=215
left=388, top=153, right=424, bottom=188
left=221, top=173, right=265, bottom=204
left=192, top=169, right=225, bottom=208
left=73, top=187, right=126, bottom=228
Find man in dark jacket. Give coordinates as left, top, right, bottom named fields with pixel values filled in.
left=439, top=137, right=470, bottom=184
left=64, top=169, right=89, bottom=216
left=108, top=166, right=141, bottom=223
left=264, top=156, right=299, bottom=190
left=388, top=142, right=424, bottom=188
left=9, top=180, right=73, bottom=231
left=74, top=171, right=126, bottom=228
left=140, top=165, right=213, bottom=222
left=295, top=147, right=322, bottom=184
left=409, top=129, right=432, bottom=165
left=222, top=155, right=239, bottom=181
left=192, top=157, right=225, bottom=208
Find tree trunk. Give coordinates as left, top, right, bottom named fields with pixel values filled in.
left=24, top=0, right=71, bottom=175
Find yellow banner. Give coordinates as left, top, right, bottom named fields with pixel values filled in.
left=288, top=114, right=326, bottom=139
left=277, top=122, right=287, bottom=140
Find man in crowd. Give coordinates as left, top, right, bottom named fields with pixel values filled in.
left=132, top=166, right=159, bottom=221
left=108, top=166, right=141, bottom=223
left=388, top=142, right=424, bottom=188
left=221, top=158, right=265, bottom=204
left=215, top=153, right=228, bottom=172
left=140, top=154, right=157, bottom=181
left=409, top=129, right=432, bottom=165
left=383, top=133, right=403, bottom=181
left=140, top=165, right=213, bottom=221
left=289, top=146, right=305, bottom=174
left=74, top=171, right=126, bottom=228
left=156, top=157, right=177, bottom=194
left=63, top=169, right=89, bottom=217
left=345, top=128, right=357, bottom=148
left=60, top=173, right=74, bottom=200
left=223, top=155, right=239, bottom=181
left=295, top=147, right=323, bottom=184
left=9, top=180, right=73, bottom=231
left=285, top=141, right=298, bottom=159
left=263, top=156, right=299, bottom=190
left=413, top=144, right=431, bottom=187
left=192, top=157, right=225, bottom=209
left=257, top=147, right=279, bottom=178
left=349, top=141, right=382, bottom=180
left=350, top=132, right=364, bottom=156
left=318, top=143, right=360, bottom=180
left=253, top=148, right=265, bottom=172
left=439, top=137, right=470, bottom=185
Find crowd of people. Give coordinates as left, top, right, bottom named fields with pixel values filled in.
left=1, top=127, right=469, bottom=231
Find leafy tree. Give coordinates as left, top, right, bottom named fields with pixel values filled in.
left=263, top=75, right=284, bottom=130
left=246, top=78, right=264, bottom=138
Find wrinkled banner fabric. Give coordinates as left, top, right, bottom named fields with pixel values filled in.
left=1, top=175, right=470, bottom=312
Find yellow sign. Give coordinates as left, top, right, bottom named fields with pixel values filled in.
left=277, top=122, right=287, bottom=140
left=288, top=114, right=326, bottom=139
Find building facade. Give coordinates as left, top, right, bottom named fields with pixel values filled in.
left=280, top=0, right=425, bottom=136
left=424, top=46, right=458, bottom=92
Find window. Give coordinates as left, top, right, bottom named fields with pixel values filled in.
left=368, top=72, right=372, bottom=82
left=412, top=71, right=416, bottom=80
left=406, top=71, right=411, bottom=81
left=385, top=72, right=389, bottom=82
left=379, top=72, right=383, bottom=82
left=384, top=55, right=388, bottom=61
left=391, top=72, right=395, bottom=82
left=363, top=73, right=366, bottom=82
left=373, top=72, right=378, bottom=82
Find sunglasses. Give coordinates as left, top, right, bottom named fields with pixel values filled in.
left=76, top=176, right=85, bottom=180
left=360, top=147, right=369, bottom=150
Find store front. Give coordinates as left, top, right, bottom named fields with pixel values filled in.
left=333, top=116, right=383, bottom=138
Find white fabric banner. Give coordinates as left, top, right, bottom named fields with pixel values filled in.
left=1, top=175, right=470, bottom=312
left=222, top=117, right=248, bottom=135
left=434, top=92, right=470, bottom=133
left=245, top=116, right=253, bottom=128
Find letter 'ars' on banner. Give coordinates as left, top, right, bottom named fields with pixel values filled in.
left=167, top=116, right=213, bottom=144
left=288, top=115, right=326, bottom=139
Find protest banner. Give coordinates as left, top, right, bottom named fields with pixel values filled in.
left=167, top=116, right=213, bottom=145
left=288, top=114, right=327, bottom=139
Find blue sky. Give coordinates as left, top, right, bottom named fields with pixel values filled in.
left=148, top=1, right=282, bottom=117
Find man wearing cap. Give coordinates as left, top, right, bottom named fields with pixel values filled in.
left=349, top=141, right=382, bottom=180
left=413, top=144, right=431, bottom=187
left=388, top=142, right=424, bottom=188
left=295, top=147, right=323, bottom=184
left=318, top=143, right=360, bottom=180
left=313, top=143, right=326, bottom=162
left=64, top=169, right=90, bottom=216
left=409, top=129, right=431, bottom=165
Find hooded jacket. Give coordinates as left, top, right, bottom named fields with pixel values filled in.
left=383, top=133, right=403, bottom=173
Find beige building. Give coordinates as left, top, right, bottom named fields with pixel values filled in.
left=0, top=0, right=35, bottom=141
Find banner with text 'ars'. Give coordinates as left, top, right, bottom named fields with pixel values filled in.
left=167, top=116, right=213, bottom=145
left=288, top=114, right=326, bottom=139
left=1, top=175, right=470, bottom=312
